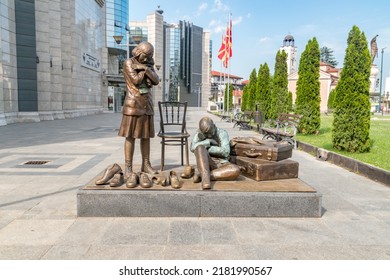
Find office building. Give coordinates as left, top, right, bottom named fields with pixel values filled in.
left=128, top=9, right=211, bottom=108
left=0, top=0, right=107, bottom=126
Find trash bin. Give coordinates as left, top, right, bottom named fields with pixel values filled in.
left=253, top=111, right=262, bottom=131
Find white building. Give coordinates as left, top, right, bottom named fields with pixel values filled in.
left=280, top=35, right=297, bottom=75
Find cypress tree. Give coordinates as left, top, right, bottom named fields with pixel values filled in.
left=247, top=68, right=257, bottom=111
left=332, top=25, right=371, bottom=152
left=295, top=37, right=321, bottom=134
left=270, top=50, right=289, bottom=119
left=256, top=63, right=272, bottom=119
left=287, top=91, right=293, bottom=113
left=223, top=83, right=233, bottom=112
left=327, top=89, right=336, bottom=110
left=241, top=85, right=249, bottom=111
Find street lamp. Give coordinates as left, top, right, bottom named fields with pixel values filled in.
left=113, top=33, right=129, bottom=59
left=113, top=31, right=142, bottom=59
left=379, top=47, right=386, bottom=115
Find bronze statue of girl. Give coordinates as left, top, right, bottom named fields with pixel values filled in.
left=118, top=42, right=159, bottom=188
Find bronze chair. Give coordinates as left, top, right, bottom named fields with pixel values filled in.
left=157, top=101, right=190, bottom=170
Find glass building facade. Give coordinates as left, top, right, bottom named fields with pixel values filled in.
left=155, top=21, right=204, bottom=104
left=106, top=0, right=129, bottom=51
left=164, top=24, right=181, bottom=101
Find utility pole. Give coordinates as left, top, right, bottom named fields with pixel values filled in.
left=379, top=47, right=386, bottom=115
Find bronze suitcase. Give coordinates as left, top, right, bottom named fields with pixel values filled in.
left=230, top=137, right=293, bottom=161
left=233, top=156, right=299, bottom=181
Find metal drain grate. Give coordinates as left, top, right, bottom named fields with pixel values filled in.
left=23, top=160, right=51, bottom=165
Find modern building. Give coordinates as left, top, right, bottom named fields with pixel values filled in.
left=1, top=0, right=108, bottom=126
left=127, top=9, right=211, bottom=108
left=0, top=2, right=212, bottom=126
left=104, top=0, right=129, bottom=112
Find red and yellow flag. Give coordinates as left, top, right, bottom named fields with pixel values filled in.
left=217, top=34, right=226, bottom=61
left=217, top=19, right=232, bottom=68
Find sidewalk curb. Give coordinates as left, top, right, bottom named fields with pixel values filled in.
left=297, top=141, right=390, bottom=186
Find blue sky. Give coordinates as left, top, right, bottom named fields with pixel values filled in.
left=130, top=0, right=390, bottom=85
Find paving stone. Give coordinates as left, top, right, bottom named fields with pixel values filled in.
left=230, top=218, right=271, bottom=244
left=168, top=220, right=203, bottom=245
left=0, top=245, right=51, bottom=260
left=83, top=245, right=166, bottom=260
left=0, top=220, right=74, bottom=246
left=200, top=219, right=238, bottom=245
left=41, top=245, right=91, bottom=260
left=163, top=245, right=246, bottom=260
left=98, top=218, right=170, bottom=246
left=55, top=218, right=112, bottom=245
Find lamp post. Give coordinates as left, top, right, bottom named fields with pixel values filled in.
left=379, top=47, right=386, bottom=115
left=113, top=31, right=142, bottom=59
left=113, top=32, right=129, bottom=59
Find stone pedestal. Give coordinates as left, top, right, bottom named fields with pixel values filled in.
left=370, top=64, right=379, bottom=93
left=77, top=169, right=322, bottom=218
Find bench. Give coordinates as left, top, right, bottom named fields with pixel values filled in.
left=260, top=113, right=302, bottom=149
left=233, top=111, right=253, bottom=130
left=220, top=112, right=232, bottom=122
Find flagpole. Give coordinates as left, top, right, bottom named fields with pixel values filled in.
left=220, top=60, right=222, bottom=112
left=227, top=13, right=231, bottom=120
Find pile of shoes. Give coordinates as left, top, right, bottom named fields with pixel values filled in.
left=180, top=165, right=201, bottom=185
left=95, top=163, right=183, bottom=189
left=152, top=171, right=181, bottom=189
left=125, top=171, right=153, bottom=188
left=95, top=163, right=124, bottom=187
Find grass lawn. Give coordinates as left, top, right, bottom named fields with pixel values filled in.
left=296, top=114, right=390, bottom=171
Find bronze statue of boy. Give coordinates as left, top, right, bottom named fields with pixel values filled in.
left=190, top=116, right=240, bottom=189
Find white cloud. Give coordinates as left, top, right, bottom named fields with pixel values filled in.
left=259, top=37, right=271, bottom=43
left=294, top=24, right=319, bottom=36
left=232, top=16, right=242, bottom=26
left=211, top=0, right=230, bottom=13
left=209, top=19, right=218, bottom=27
left=198, top=2, right=208, bottom=12
left=208, top=19, right=226, bottom=34
left=213, top=24, right=226, bottom=34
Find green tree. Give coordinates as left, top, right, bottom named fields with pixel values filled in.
left=287, top=91, right=293, bottom=112
left=256, top=63, right=272, bottom=119
left=241, top=85, right=249, bottom=111
left=295, top=37, right=321, bottom=134
left=332, top=25, right=371, bottom=152
left=223, top=83, right=233, bottom=112
left=247, top=68, right=257, bottom=111
left=327, top=89, right=336, bottom=110
left=270, top=50, right=289, bottom=119
left=320, top=46, right=338, bottom=67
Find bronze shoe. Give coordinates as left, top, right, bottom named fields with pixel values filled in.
left=169, top=171, right=181, bottom=189
left=95, top=163, right=122, bottom=185
left=126, top=172, right=138, bottom=188
left=180, top=165, right=194, bottom=179
left=152, top=174, right=169, bottom=186
left=139, top=172, right=152, bottom=188
left=193, top=171, right=201, bottom=183
left=109, top=172, right=124, bottom=187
